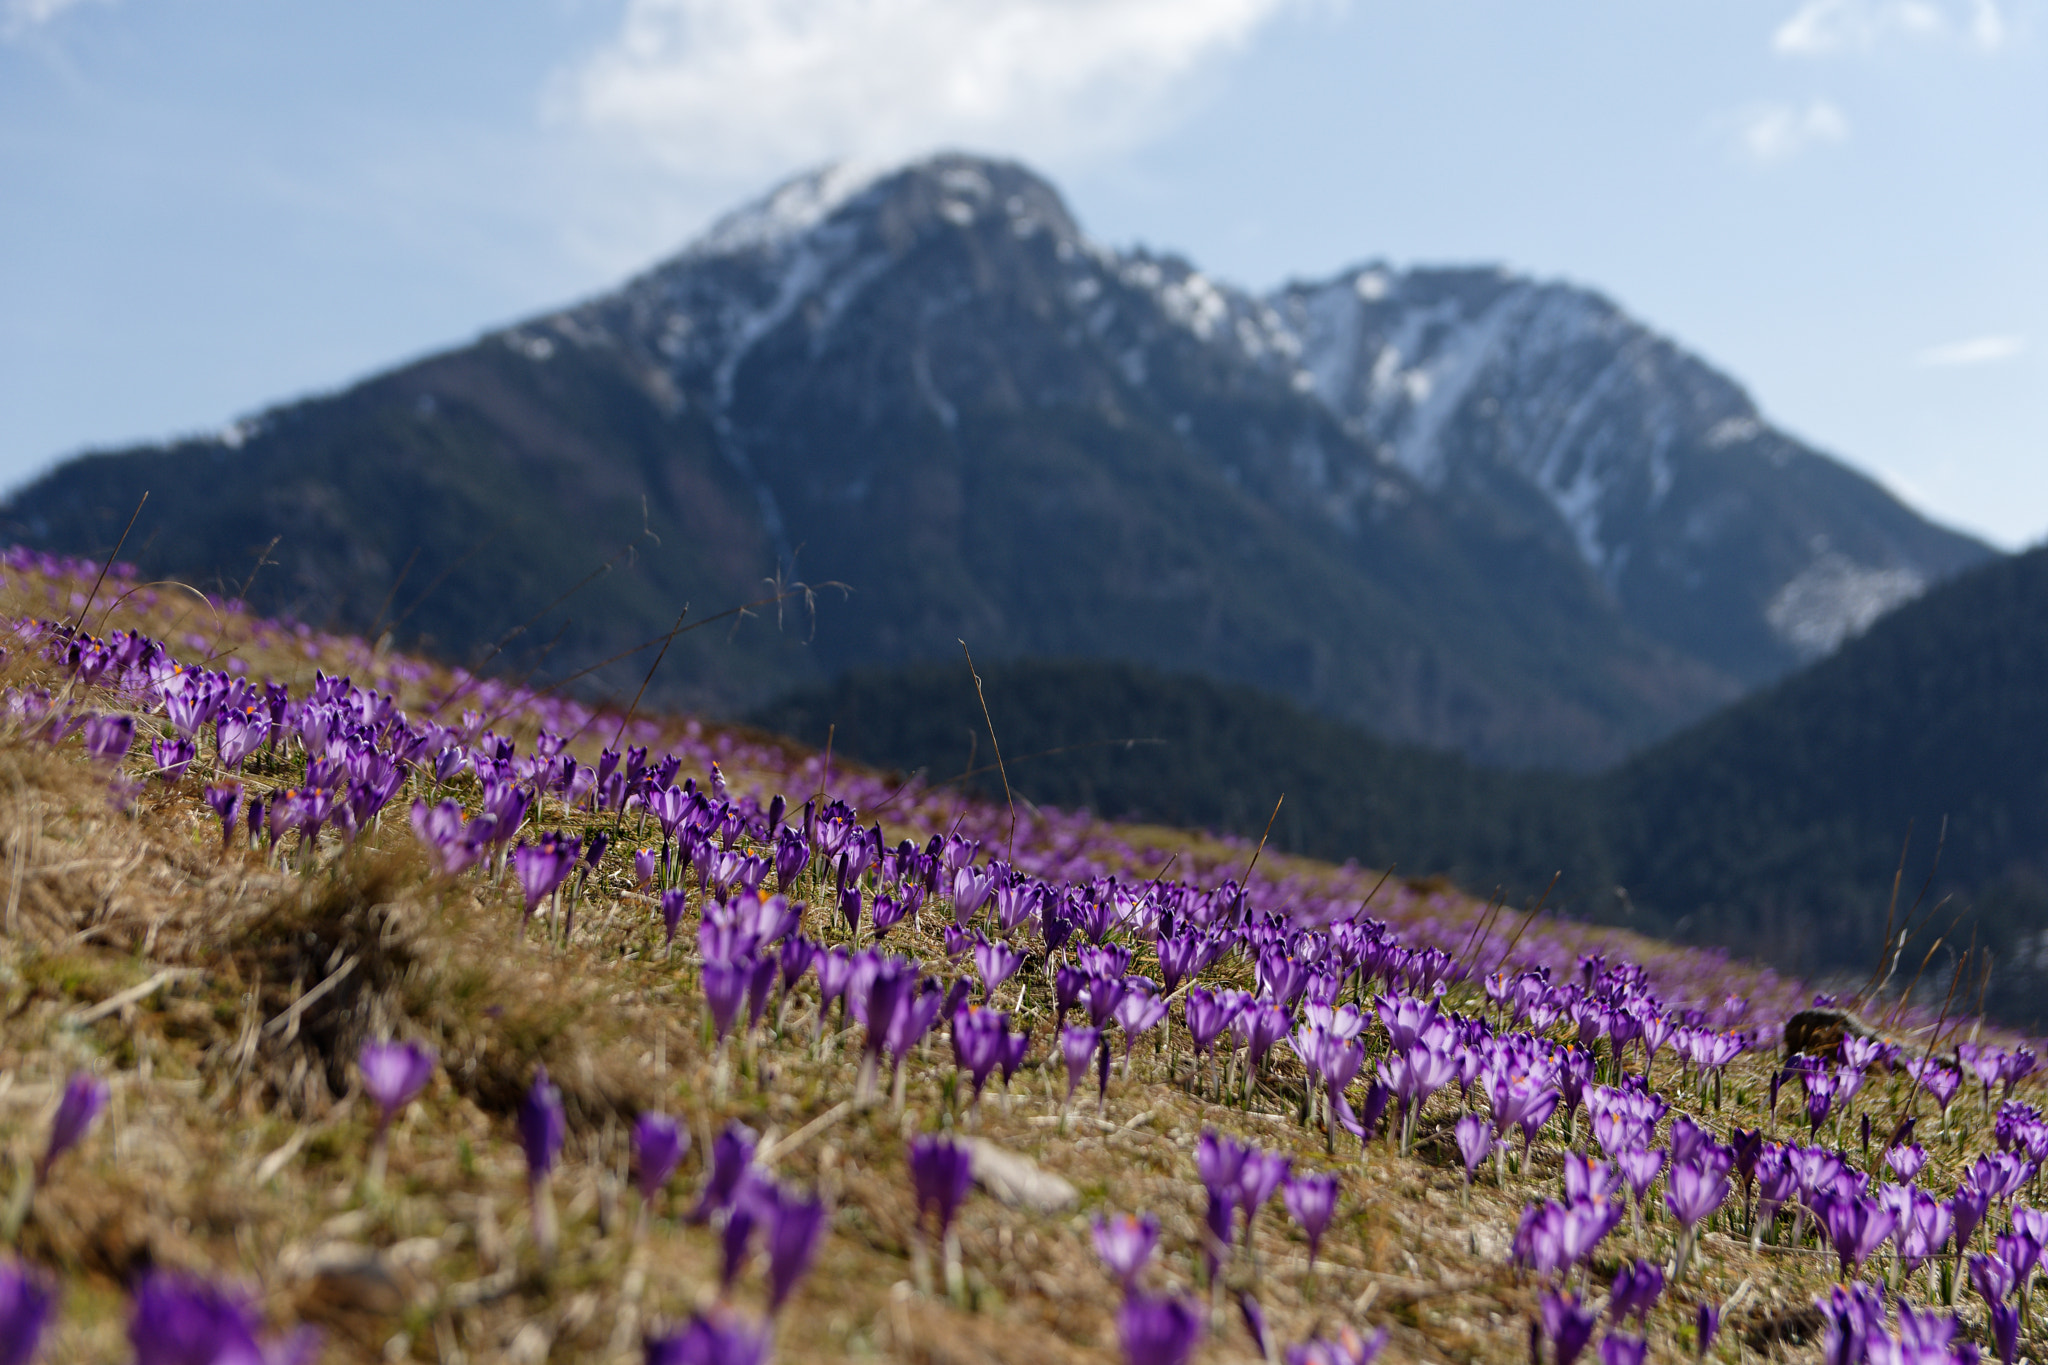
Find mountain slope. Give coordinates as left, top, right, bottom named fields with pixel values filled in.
left=1602, top=542, right=2048, bottom=1022
left=1, top=154, right=1989, bottom=766
left=1262, top=266, right=1986, bottom=681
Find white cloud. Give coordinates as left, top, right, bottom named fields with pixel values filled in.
left=1914, top=334, right=2027, bottom=366
left=558, top=0, right=1294, bottom=174
left=1726, top=98, right=1852, bottom=161
left=1771, top=0, right=2009, bottom=55
left=2, top=0, right=108, bottom=38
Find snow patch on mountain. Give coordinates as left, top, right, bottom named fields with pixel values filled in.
left=686, top=162, right=885, bottom=261
left=1765, top=553, right=1927, bottom=659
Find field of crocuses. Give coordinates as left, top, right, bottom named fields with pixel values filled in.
left=0, top=545, right=2042, bottom=1364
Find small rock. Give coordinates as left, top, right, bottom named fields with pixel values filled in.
left=962, top=1138, right=1077, bottom=1213
left=284, top=1241, right=405, bottom=1315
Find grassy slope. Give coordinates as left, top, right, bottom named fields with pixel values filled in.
left=0, top=560, right=2028, bottom=1364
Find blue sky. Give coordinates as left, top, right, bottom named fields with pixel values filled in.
left=4, top=0, right=2043, bottom=546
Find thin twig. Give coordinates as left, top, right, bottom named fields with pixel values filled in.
left=1855, top=824, right=1914, bottom=1003
left=607, top=608, right=692, bottom=752
left=958, top=642, right=1016, bottom=860
left=67, top=491, right=148, bottom=635
left=1881, top=902, right=1965, bottom=1031
left=66, top=968, right=195, bottom=1026
left=1240, top=794, right=1285, bottom=889
left=234, top=535, right=283, bottom=602
left=867, top=737, right=1170, bottom=816
left=1488, top=871, right=1562, bottom=976
left=262, top=954, right=361, bottom=1041
left=365, top=546, right=421, bottom=642
left=386, top=527, right=504, bottom=636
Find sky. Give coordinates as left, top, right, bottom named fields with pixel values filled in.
left=3, top=0, right=2044, bottom=547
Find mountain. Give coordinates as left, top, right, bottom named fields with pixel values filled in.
left=756, top=545, right=2048, bottom=1025
left=1, top=154, right=1990, bottom=767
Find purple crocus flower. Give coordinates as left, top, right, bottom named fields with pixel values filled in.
left=642, top=1308, right=770, bottom=1365
left=659, top=889, right=689, bottom=949
left=1237, top=1291, right=1268, bottom=1361
left=1616, top=1147, right=1665, bottom=1206
left=1969, top=1251, right=2015, bottom=1305
left=972, top=939, right=1023, bottom=999
left=951, top=1005, right=1016, bottom=1100
left=128, top=1270, right=319, bottom=1365
left=203, top=783, right=243, bottom=848
left=1086, top=974, right=1129, bottom=1029
left=908, top=1134, right=975, bottom=1240
left=1204, top=1182, right=1236, bottom=1280
left=1597, top=1334, right=1646, bottom=1365
left=701, top=959, right=751, bottom=1043
left=1115, top=985, right=1169, bottom=1057
left=1117, top=1293, right=1204, bottom=1365
left=1919, top=1064, right=1963, bottom=1114
left=1997, top=1230, right=2043, bottom=1287
left=1815, top=1189, right=1899, bottom=1279
left=1988, top=1301, right=2020, bottom=1365
left=1184, top=987, right=1239, bottom=1060
left=1540, top=1290, right=1598, bottom=1365
left=1238, top=1149, right=1292, bottom=1243
left=1894, top=1187, right=1953, bottom=1276
left=214, top=709, right=267, bottom=770
left=0, top=1260, right=54, bottom=1365
left=1376, top=993, right=1439, bottom=1050
left=857, top=956, right=917, bottom=1073
left=38, top=1071, right=107, bottom=1180
left=1383, top=1039, right=1458, bottom=1154
left=720, top=1188, right=760, bottom=1292
left=1886, top=1143, right=1928, bottom=1183
left=150, top=735, right=195, bottom=784
left=765, top=1187, right=826, bottom=1313
left=1952, top=1185, right=1993, bottom=1252
left=1054, top=965, right=1088, bottom=1027
left=1093, top=1212, right=1160, bottom=1288
left=633, top=1113, right=688, bottom=1206
left=409, top=798, right=487, bottom=875
left=1513, top=1203, right=1569, bottom=1277
left=519, top=1066, right=566, bottom=1186
left=1894, top=1302, right=1964, bottom=1365
left=1608, top=1260, right=1664, bottom=1322
left=80, top=713, right=134, bottom=764
left=358, top=1040, right=435, bottom=1132
left=1198, top=1130, right=1250, bottom=1198
left=1696, top=1302, right=1720, bottom=1360
left=511, top=833, right=580, bottom=917
left=1155, top=931, right=1204, bottom=995
left=1664, top=1158, right=1728, bottom=1227
left=689, top=1122, right=759, bottom=1223
left=1284, top=1325, right=1388, bottom=1365
left=1236, top=1001, right=1291, bottom=1076
left=1062, top=1025, right=1102, bottom=1106
left=1817, top=1283, right=1885, bottom=1365
left=1282, top=1170, right=1340, bottom=1268
left=1454, top=1114, right=1492, bottom=1183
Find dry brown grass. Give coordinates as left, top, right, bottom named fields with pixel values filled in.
left=0, top=570, right=2030, bottom=1364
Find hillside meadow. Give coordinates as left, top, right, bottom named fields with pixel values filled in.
left=0, top=549, right=2035, bottom=1364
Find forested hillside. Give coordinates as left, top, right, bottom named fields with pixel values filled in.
left=758, top=544, right=2048, bottom=1025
